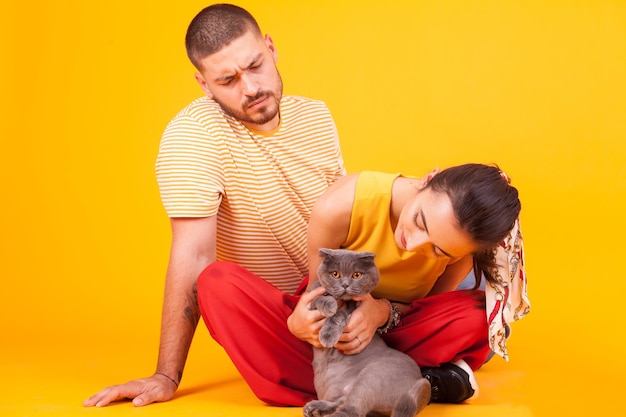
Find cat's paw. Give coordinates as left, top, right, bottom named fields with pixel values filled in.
left=303, top=400, right=338, bottom=417
left=311, top=296, right=338, bottom=317
left=319, top=326, right=342, bottom=348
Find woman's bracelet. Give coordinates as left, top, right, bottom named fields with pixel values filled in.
left=376, top=298, right=401, bottom=334
left=156, top=372, right=179, bottom=388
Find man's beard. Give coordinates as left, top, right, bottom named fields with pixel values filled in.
left=214, top=75, right=283, bottom=127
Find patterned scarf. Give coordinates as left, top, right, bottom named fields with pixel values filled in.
left=485, top=218, right=530, bottom=360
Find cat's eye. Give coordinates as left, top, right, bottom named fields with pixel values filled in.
left=331, top=271, right=341, bottom=279
left=352, top=272, right=363, bottom=280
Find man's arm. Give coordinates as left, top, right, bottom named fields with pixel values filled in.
left=84, top=216, right=216, bottom=407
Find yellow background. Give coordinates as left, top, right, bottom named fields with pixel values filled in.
left=1, top=0, right=625, bottom=416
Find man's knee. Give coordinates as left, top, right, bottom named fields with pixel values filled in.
left=197, top=261, right=255, bottom=304
left=197, top=261, right=235, bottom=301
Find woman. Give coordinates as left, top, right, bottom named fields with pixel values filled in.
left=288, top=163, right=528, bottom=404
left=196, top=163, right=528, bottom=407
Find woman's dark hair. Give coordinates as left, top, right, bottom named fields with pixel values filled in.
left=185, top=4, right=262, bottom=70
left=426, top=163, right=521, bottom=286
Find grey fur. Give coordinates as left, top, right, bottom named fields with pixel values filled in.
left=304, top=248, right=430, bottom=417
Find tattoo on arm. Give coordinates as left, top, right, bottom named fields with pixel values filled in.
left=183, top=282, right=200, bottom=327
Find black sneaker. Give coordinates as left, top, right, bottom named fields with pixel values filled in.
left=421, top=360, right=478, bottom=403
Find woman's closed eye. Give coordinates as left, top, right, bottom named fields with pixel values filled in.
left=413, top=213, right=424, bottom=230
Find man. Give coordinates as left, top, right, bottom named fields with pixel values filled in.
left=84, top=3, right=345, bottom=407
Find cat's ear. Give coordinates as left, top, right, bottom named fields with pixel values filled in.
left=356, top=251, right=376, bottom=263
left=319, top=248, right=334, bottom=257
left=356, top=251, right=377, bottom=268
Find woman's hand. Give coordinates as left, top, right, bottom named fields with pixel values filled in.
left=287, top=286, right=328, bottom=347
left=336, top=295, right=388, bottom=355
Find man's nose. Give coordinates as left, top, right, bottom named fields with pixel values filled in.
left=241, top=74, right=259, bottom=96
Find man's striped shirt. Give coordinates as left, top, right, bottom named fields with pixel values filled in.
left=156, top=95, right=345, bottom=293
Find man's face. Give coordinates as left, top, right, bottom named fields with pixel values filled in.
left=195, top=31, right=283, bottom=131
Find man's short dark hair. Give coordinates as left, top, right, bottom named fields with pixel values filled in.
left=185, top=4, right=262, bottom=70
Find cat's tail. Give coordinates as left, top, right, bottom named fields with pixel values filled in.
left=391, top=378, right=431, bottom=417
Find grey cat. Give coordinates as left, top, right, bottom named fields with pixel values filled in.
left=303, top=248, right=430, bottom=417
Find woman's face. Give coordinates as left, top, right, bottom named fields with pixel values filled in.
left=394, top=187, right=478, bottom=259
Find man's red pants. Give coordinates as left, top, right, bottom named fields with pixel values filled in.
left=197, top=261, right=490, bottom=406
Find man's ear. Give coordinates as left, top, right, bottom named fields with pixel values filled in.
left=419, top=168, right=440, bottom=189
left=194, top=73, right=214, bottom=99
left=264, top=34, right=278, bottom=63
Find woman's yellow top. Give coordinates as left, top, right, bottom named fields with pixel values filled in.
left=342, top=171, right=450, bottom=303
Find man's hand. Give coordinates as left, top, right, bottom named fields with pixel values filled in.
left=83, top=373, right=177, bottom=407
left=287, top=286, right=328, bottom=347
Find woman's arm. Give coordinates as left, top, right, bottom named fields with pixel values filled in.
left=287, top=174, right=356, bottom=344
left=304, top=173, right=388, bottom=355
left=305, top=174, right=357, bottom=287
left=427, top=254, right=474, bottom=295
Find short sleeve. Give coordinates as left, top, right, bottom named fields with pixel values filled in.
left=155, top=114, right=225, bottom=217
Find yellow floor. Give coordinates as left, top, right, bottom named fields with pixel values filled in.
left=3, top=315, right=623, bottom=417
